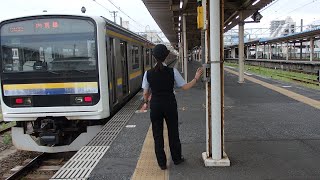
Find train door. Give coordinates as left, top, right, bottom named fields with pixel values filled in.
left=120, top=41, right=129, bottom=96
left=146, top=48, right=150, bottom=70
left=141, top=46, right=145, bottom=75
left=108, top=38, right=117, bottom=105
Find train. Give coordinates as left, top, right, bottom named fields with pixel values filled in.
left=0, top=14, right=176, bottom=152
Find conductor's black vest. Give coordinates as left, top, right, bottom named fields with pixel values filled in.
left=147, top=66, right=175, bottom=103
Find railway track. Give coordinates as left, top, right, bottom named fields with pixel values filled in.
left=4, top=152, right=75, bottom=180
left=0, top=121, right=14, bottom=135
left=273, top=73, right=320, bottom=86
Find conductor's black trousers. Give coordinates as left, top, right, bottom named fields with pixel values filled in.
left=150, top=99, right=181, bottom=167
left=147, top=66, right=182, bottom=167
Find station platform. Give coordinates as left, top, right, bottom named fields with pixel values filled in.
left=55, top=61, right=320, bottom=180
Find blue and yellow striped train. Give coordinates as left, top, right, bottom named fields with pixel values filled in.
left=0, top=14, right=176, bottom=152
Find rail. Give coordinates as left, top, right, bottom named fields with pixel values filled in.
left=5, top=153, right=47, bottom=180
left=0, top=122, right=13, bottom=135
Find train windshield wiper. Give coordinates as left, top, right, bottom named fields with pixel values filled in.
left=70, top=69, right=89, bottom=74
left=46, top=70, right=60, bottom=75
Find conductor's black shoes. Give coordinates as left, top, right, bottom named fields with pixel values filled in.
left=174, top=156, right=185, bottom=165
left=160, top=165, right=167, bottom=170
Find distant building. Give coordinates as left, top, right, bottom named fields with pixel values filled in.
left=122, top=21, right=130, bottom=30
left=306, top=20, right=320, bottom=30
left=270, top=20, right=285, bottom=35
left=270, top=17, right=296, bottom=37
left=141, top=30, right=163, bottom=44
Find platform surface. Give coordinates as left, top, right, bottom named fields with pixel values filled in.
left=89, top=61, right=320, bottom=180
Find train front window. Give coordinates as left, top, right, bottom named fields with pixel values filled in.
left=0, top=18, right=97, bottom=73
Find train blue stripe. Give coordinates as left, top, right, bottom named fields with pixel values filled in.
left=4, top=87, right=98, bottom=96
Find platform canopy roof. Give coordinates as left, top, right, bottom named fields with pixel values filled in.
left=142, top=0, right=275, bottom=49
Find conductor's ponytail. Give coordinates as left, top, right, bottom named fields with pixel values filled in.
left=154, top=60, right=164, bottom=72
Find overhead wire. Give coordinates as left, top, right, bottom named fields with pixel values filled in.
left=250, top=0, right=320, bottom=37
left=91, top=0, right=112, bottom=12
left=106, top=0, right=146, bottom=28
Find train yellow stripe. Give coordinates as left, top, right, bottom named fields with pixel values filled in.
left=107, top=30, right=144, bottom=45
left=117, top=78, right=123, bottom=85
left=130, top=71, right=142, bottom=80
left=3, top=82, right=98, bottom=90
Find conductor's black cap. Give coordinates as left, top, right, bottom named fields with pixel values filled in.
left=152, top=44, right=170, bottom=61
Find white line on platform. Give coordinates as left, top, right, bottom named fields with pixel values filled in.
left=126, top=125, right=136, bottom=128
left=282, top=85, right=292, bottom=88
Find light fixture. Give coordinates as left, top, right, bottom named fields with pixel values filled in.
left=179, top=16, right=181, bottom=21
left=224, top=26, right=226, bottom=29
left=178, top=23, right=181, bottom=27
left=236, top=15, right=239, bottom=19
left=252, top=0, right=260, bottom=6
left=180, top=1, right=183, bottom=9
left=228, top=21, right=232, bottom=25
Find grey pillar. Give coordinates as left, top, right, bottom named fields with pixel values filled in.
left=269, top=44, right=272, bottom=60
left=255, top=45, right=258, bottom=59
left=286, top=42, right=289, bottom=61
left=310, top=38, right=314, bottom=61
left=238, top=11, right=245, bottom=83
left=183, top=14, right=188, bottom=81
left=263, top=44, right=266, bottom=59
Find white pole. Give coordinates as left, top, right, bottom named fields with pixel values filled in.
left=180, top=43, right=184, bottom=73
left=202, top=0, right=229, bottom=166
left=202, top=0, right=210, bottom=156
left=238, top=11, right=244, bottom=83
left=310, top=38, right=314, bottom=61
left=255, top=45, right=258, bottom=59
left=269, top=44, right=272, bottom=60
left=183, top=14, right=188, bottom=81
left=286, top=42, right=289, bottom=61
left=209, top=0, right=221, bottom=160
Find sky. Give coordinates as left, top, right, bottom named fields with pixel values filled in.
left=0, top=0, right=319, bottom=41
left=244, top=0, right=320, bottom=29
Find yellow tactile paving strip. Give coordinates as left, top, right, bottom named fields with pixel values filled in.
left=131, top=123, right=170, bottom=180
left=225, top=68, right=320, bottom=110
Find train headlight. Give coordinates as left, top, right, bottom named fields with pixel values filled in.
left=12, top=96, right=32, bottom=107
left=72, top=95, right=93, bottom=105
left=84, top=96, right=92, bottom=102
left=75, top=97, right=84, bottom=103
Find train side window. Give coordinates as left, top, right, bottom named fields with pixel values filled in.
left=132, top=45, right=139, bottom=69
left=141, top=46, right=144, bottom=67
left=146, top=49, right=150, bottom=66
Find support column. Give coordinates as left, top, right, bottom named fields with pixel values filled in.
left=269, top=44, right=272, bottom=60
left=238, top=11, right=245, bottom=83
left=202, top=0, right=230, bottom=167
left=286, top=42, right=289, bottom=61
left=201, top=30, right=206, bottom=64
left=231, top=48, right=236, bottom=58
left=183, top=14, right=188, bottom=81
left=310, top=38, right=314, bottom=61
left=263, top=44, right=266, bottom=59
left=255, top=45, right=258, bottom=59
left=293, top=43, right=296, bottom=59
left=246, top=46, right=250, bottom=59
left=180, top=43, right=184, bottom=73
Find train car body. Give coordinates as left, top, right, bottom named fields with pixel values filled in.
left=0, top=14, right=175, bottom=152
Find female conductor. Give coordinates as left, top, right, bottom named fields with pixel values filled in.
left=142, top=44, right=203, bottom=170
